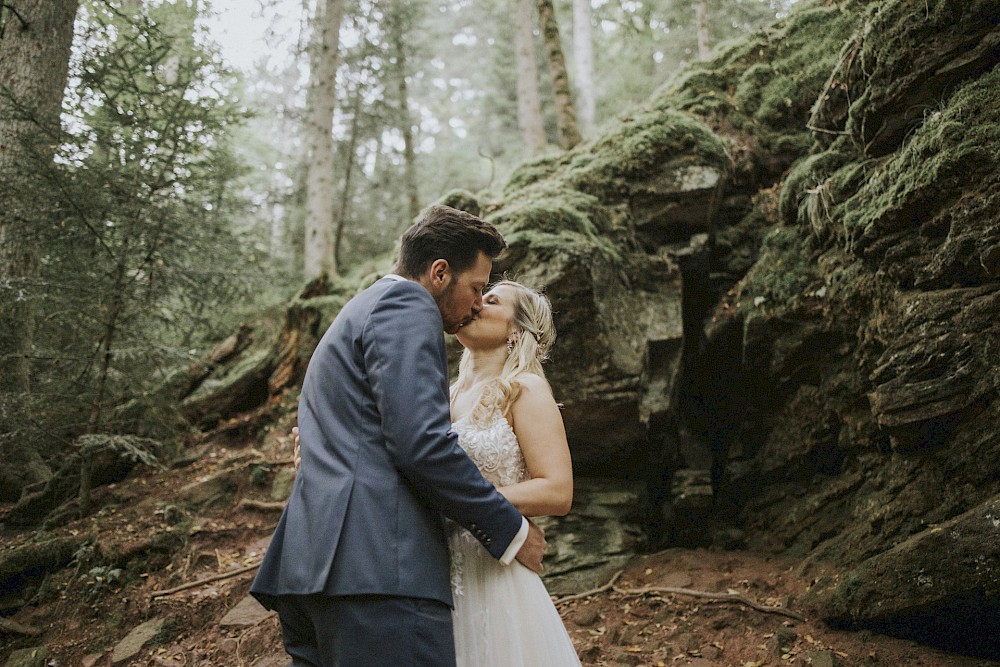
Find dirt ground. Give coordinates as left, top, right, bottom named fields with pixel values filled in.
left=2, top=422, right=998, bottom=667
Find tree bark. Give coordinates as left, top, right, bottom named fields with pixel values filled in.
left=536, top=0, right=582, bottom=150
left=572, top=0, right=595, bottom=136
left=695, top=0, right=712, bottom=61
left=0, top=0, right=79, bottom=394
left=389, top=0, right=420, bottom=222
left=514, top=0, right=547, bottom=154
left=303, top=0, right=345, bottom=280
left=334, top=84, right=363, bottom=270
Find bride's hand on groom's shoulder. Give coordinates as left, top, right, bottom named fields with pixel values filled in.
left=292, top=426, right=301, bottom=473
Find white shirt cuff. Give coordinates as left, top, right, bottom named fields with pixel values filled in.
left=499, top=517, right=529, bottom=565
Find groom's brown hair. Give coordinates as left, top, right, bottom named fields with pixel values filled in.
left=396, top=205, right=506, bottom=278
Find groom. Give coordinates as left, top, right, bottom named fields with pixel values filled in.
left=251, top=205, right=545, bottom=666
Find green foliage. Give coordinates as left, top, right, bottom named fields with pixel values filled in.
left=9, top=1, right=265, bottom=472
left=76, top=433, right=162, bottom=470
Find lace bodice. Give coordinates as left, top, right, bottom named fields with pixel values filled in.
left=449, top=413, right=528, bottom=598
left=452, top=413, right=528, bottom=488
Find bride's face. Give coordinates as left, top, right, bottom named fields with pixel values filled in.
left=455, top=284, right=517, bottom=351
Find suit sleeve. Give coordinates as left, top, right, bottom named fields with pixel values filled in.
left=364, top=281, right=524, bottom=560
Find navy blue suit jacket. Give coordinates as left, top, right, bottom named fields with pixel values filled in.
left=251, top=277, right=523, bottom=608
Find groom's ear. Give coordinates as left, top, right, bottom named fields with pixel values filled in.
left=428, top=258, right=451, bottom=288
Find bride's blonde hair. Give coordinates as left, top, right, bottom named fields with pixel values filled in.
left=451, top=281, right=556, bottom=425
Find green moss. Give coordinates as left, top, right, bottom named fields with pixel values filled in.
left=489, top=187, right=621, bottom=264
left=571, top=109, right=729, bottom=194
left=492, top=95, right=729, bottom=267
left=845, top=0, right=1000, bottom=143
left=736, top=226, right=818, bottom=317
left=438, top=189, right=483, bottom=216
left=839, top=66, right=1000, bottom=250
left=185, top=348, right=272, bottom=401
left=504, top=152, right=567, bottom=195
left=779, top=143, right=858, bottom=227
left=641, top=2, right=860, bottom=168
left=734, top=63, right=776, bottom=116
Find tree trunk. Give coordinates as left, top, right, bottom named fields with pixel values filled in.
left=389, top=2, right=420, bottom=222
left=695, top=0, right=711, bottom=61
left=514, top=0, right=547, bottom=154
left=536, top=0, right=582, bottom=150
left=572, top=0, right=595, bottom=136
left=303, top=0, right=345, bottom=280
left=0, top=0, right=78, bottom=501
left=0, top=0, right=79, bottom=395
left=335, top=84, right=363, bottom=270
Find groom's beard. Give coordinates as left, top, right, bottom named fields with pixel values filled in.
left=436, top=285, right=476, bottom=334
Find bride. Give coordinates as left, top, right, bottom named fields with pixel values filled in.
left=292, top=279, right=580, bottom=665
left=448, top=279, right=580, bottom=666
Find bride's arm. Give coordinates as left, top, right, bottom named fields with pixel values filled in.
left=497, top=373, right=573, bottom=517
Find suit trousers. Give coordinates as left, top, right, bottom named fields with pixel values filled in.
left=274, top=593, right=456, bottom=667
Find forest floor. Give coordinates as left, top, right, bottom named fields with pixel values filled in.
left=2, top=414, right=998, bottom=667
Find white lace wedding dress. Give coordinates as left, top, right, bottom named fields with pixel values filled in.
left=449, top=413, right=582, bottom=666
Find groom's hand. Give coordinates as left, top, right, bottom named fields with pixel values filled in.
left=514, top=518, right=546, bottom=574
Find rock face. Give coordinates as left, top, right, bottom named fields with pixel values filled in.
left=677, top=0, right=1000, bottom=657
left=488, top=108, right=730, bottom=474
left=493, top=0, right=1000, bottom=657
left=804, top=495, right=1000, bottom=659
left=174, top=0, right=999, bottom=657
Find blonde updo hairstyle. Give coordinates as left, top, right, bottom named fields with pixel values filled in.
left=451, top=281, right=556, bottom=425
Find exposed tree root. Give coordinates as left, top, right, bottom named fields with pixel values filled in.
left=150, top=562, right=260, bottom=600
left=554, top=569, right=806, bottom=622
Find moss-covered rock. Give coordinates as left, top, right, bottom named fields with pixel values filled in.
left=654, top=3, right=861, bottom=180
left=842, top=0, right=1000, bottom=156
left=804, top=493, right=1000, bottom=658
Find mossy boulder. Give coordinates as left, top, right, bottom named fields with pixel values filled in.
left=485, top=107, right=732, bottom=471
left=688, top=1, right=1000, bottom=654
left=839, top=0, right=1000, bottom=156
left=804, top=494, right=1000, bottom=659
left=654, top=4, right=861, bottom=182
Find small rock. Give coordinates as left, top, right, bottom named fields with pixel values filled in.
left=219, top=595, right=274, bottom=628
left=3, top=647, right=46, bottom=667
left=775, top=625, right=798, bottom=653
left=270, top=467, right=296, bottom=501
left=81, top=653, right=106, bottom=667
left=219, top=637, right=240, bottom=655
left=808, top=650, right=837, bottom=667
left=702, top=644, right=723, bottom=660
left=660, top=571, right=693, bottom=588
left=618, top=625, right=645, bottom=645
left=250, top=655, right=288, bottom=667
left=571, top=607, right=601, bottom=626
left=111, top=617, right=166, bottom=664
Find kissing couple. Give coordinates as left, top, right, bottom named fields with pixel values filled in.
left=251, top=205, right=581, bottom=666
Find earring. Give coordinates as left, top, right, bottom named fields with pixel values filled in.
left=506, top=336, right=516, bottom=353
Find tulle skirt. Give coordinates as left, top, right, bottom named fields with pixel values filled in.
left=449, top=530, right=582, bottom=667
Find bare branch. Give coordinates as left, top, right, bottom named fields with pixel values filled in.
left=150, top=562, right=260, bottom=600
